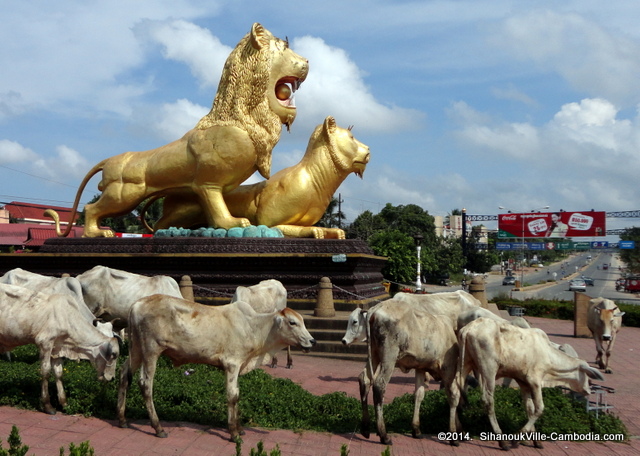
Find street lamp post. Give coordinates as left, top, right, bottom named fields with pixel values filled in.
left=413, top=233, right=424, bottom=293
left=498, top=205, right=549, bottom=288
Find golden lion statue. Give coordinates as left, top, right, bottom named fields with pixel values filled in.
left=45, top=23, right=308, bottom=237
left=143, top=116, right=370, bottom=239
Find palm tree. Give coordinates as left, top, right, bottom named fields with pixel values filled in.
left=316, top=196, right=346, bottom=228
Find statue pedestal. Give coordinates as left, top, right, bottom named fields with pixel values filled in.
left=1, top=237, right=388, bottom=306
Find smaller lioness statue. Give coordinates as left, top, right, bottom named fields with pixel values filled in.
left=143, top=116, right=370, bottom=239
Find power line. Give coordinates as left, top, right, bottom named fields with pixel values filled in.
left=0, top=164, right=77, bottom=189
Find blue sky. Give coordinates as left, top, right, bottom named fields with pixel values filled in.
left=1, top=1, right=639, bottom=239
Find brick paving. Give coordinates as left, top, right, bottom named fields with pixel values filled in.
left=1, top=316, right=639, bottom=455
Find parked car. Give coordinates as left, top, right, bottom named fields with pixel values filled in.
left=502, top=276, right=516, bottom=286
left=603, top=263, right=609, bottom=270
left=580, top=275, right=595, bottom=286
left=569, top=279, right=587, bottom=292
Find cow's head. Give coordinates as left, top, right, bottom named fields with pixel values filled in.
left=342, top=307, right=367, bottom=345
left=276, top=308, right=315, bottom=352
left=592, top=298, right=625, bottom=341
left=94, top=338, right=120, bottom=381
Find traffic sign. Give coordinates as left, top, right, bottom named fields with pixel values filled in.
left=619, top=240, right=636, bottom=249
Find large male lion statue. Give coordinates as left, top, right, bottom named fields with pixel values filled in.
left=143, top=116, right=370, bottom=239
left=46, top=23, right=308, bottom=237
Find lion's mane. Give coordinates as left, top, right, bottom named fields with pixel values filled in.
left=195, top=29, right=282, bottom=178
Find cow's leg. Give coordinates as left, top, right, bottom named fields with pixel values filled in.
left=443, top=368, right=463, bottom=446
left=139, top=356, right=165, bottom=437
left=51, top=357, right=67, bottom=409
left=604, top=336, right=616, bottom=374
left=117, top=357, right=135, bottom=429
left=225, top=365, right=243, bottom=441
left=373, top=348, right=397, bottom=445
left=480, top=372, right=508, bottom=450
left=594, top=336, right=605, bottom=370
left=286, top=346, right=292, bottom=369
left=516, top=382, right=544, bottom=449
left=38, top=347, right=56, bottom=415
left=411, top=370, right=427, bottom=439
left=358, top=368, right=372, bottom=438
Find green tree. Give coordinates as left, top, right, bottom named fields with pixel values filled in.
left=369, top=229, right=417, bottom=284
left=346, top=210, right=386, bottom=241
left=619, top=227, right=640, bottom=273
left=316, top=196, right=346, bottom=229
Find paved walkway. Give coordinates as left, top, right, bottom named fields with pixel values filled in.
left=1, top=317, right=639, bottom=455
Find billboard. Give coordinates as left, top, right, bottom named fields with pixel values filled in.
left=498, top=211, right=606, bottom=238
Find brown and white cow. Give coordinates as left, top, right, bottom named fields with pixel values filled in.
left=344, top=298, right=462, bottom=445
left=458, top=317, right=604, bottom=450
left=116, top=294, right=315, bottom=441
left=231, top=279, right=291, bottom=368
left=587, top=297, right=624, bottom=374
left=76, top=265, right=183, bottom=326
left=0, top=284, right=119, bottom=414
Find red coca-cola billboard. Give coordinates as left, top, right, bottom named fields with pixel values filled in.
left=498, top=211, right=606, bottom=238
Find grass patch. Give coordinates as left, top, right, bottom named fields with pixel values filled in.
left=0, top=344, right=628, bottom=441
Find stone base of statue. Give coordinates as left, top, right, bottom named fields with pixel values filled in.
left=0, top=237, right=388, bottom=306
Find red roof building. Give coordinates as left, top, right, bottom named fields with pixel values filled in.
left=0, top=201, right=83, bottom=250
left=1, top=201, right=78, bottom=225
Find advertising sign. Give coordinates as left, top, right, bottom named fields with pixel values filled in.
left=498, top=211, right=606, bottom=238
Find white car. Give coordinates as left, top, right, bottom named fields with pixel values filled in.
left=569, top=279, right=587, bottom=292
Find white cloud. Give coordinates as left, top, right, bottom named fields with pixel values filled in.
left=136, top=19, right=232, bottom=88
left=490, top=10, right=640, bottom=106
left=152, top=99, right=209, bottom=141
left=291, top=36, right=423, bottom=133
left=32, top=145, right=91, bottom=181
left=0, top=2, right=211, bottom=118
left=0, top=140, right=38, bottom=164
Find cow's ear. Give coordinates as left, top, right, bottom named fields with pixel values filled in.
left=583, top=364, right=605, bottom=381
left=275, top=315, right=284, bottom=328
left=615, top=312, right=625, bottom=317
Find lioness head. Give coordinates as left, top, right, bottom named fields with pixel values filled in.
left=313, top=116, right=370, bottom=178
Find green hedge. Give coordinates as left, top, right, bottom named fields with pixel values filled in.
left=0, top=345, right=628, bottom=440
left=491, top=297, right=640, bottom=327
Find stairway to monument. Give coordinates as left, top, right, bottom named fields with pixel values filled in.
left=286, top=300, right=369, bottom=363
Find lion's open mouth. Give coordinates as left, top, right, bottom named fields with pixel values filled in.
left=275, top=77, right=302, bottom=108
left=353, top=161, right=368, bottom=179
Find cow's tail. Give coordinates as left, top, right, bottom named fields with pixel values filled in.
left=44, top=160, right=107, bottom=237
left=364, top=310, right=375, bottom=383
left=457, top=329, right=469, bottom=406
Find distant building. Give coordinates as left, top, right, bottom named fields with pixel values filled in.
left=0, top=201, right=82, bottom=251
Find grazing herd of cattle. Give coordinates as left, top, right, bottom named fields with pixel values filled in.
left=0, top=267, right=625, bottom=450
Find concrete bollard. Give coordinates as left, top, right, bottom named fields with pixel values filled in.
left=469, top=276, right=488, bottom=308
left=314, top=277, right=335, bottom=317
left=179, top=275, right=195, bottom=302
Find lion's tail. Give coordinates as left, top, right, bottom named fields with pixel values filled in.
left=44, top=160, right=107, bottom=237
left=139, top=195, right=162, bottom=233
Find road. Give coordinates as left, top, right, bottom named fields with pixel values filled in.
left=485, top=251, right=640, bottom=305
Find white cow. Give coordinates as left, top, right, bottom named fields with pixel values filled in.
left=231, top=279, right=292, bottom=368
left=0, top=284, right=120, bottom=414
left=0, top=268, right=111, bottom=331
left=344, top=299, right=462, bottom=445
left=76, top=265, right=183, bottom=325
left=456, top=306, right=531, bottom=330
left=458, top=317, right=604, bottom=450
left=393, top=290, right=481, bottom=331
left=587, top=297, right=624, bottom=374
left=116, top=294, right=316, bottom=441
